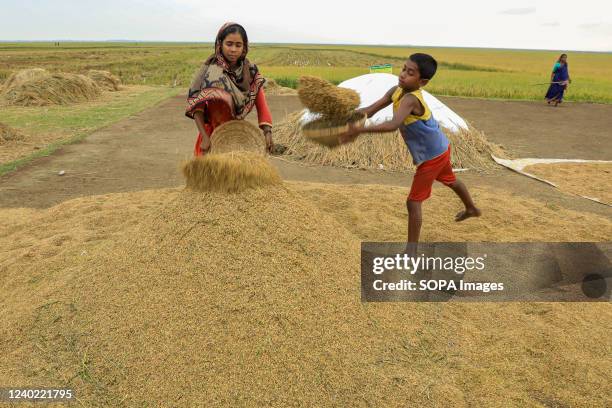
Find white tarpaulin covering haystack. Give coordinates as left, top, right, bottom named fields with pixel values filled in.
left=301, top=73, right=468, bottom=132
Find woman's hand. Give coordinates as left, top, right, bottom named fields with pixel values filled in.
left=262, top=126, right=273, bottom=153
left=194, top=111, right=211, bottom=154
left=201, top=134, right=212, bottom=153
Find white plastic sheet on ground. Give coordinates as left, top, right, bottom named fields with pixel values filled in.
left=492, top=156, right=612, bottom=207
left=300, top=73, right=468, bottom=133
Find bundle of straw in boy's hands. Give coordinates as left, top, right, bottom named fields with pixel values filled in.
left=298, top=76, right=365, bottom=148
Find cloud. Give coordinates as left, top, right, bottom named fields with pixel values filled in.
left=578, top=22, right=612, bottom=38
left=499, top=7, right=536, bottom=15
left=541, top=21, right=560, bottom=27
left=578, top=22, right=612, bottom=30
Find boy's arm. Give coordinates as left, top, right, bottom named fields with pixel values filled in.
left=340, top=94, right=417, bottom=143
left=358, top=86, right=398, bottom=118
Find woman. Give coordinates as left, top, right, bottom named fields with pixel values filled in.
left=186, top=22, right=273, bottom=155
left=545, top=53, right=571, bottom=106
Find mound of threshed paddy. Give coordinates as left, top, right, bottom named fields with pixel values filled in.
left=0, top=85, right=610, bottom=405
left=524, top=162, right=612, bottom=205
left=1, top=169, right=611, bottom=406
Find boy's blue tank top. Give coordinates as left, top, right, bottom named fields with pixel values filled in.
left=392, top=88, right=449, bottom=166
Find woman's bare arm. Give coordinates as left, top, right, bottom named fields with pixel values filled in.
left=193, top=111, right=211, bottom=152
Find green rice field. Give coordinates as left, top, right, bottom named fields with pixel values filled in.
left=1, top=42, right=611, bottom=103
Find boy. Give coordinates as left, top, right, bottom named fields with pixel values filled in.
left=339, top=53, right=481, bottom=244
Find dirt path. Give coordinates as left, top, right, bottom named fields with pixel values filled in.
left=439, top=97, right=612, bottom=160
left=0, top=94, right=610, bottom=219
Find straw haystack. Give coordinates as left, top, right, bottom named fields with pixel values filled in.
left=1, top=69, right=101, bottom=106
left=275, top=111, right=505, bottom=171
left=0, top=68, right=49, bottom=93
left=87, top=70, right=121, bottom=91
left=264, top=78, right=297, bottom=96
left=298, top=76, right=360, bottom=119
left=0, top=122, right=25, bottom=143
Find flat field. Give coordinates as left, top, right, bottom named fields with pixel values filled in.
left=1, top=42, right=611, bottom=102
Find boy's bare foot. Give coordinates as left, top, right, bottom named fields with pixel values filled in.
left=455, top=207, right=481, bottom=222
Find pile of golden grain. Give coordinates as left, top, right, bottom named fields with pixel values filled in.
left=1, top=181, right=611, bottom=406
left=298, top=76, right=360, bottom=120
left=275, top=111, right=505, bottom=171
left=524, top=162, right=612, bottom=205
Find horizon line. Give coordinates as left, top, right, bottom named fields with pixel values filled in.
left=0, top=40, right=609, bottom=54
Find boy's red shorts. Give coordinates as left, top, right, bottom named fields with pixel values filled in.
left=408, top=146, right=456, bottom=202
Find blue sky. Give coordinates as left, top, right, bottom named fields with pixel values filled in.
left=1, top=0, right=610, bottom=51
